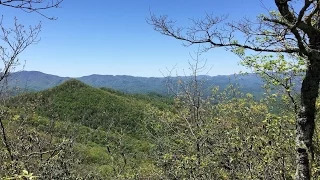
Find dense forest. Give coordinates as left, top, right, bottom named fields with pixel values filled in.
left=1, top=0, right=320, bottom=180
left=2, top=76, right=320, bottom=179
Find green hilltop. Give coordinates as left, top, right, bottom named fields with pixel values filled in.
left=14, top=79, right=169, bottom=132
left=3, top=79, right=171, bottom=179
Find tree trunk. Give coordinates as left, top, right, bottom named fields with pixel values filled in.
left=295, top=53, right=320, bottom=180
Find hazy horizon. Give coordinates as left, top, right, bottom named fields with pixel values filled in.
left=14, top=70, right=251, bottom=79
left=1, top=0, right=276, bottom=77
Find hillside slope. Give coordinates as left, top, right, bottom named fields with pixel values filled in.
left=14, top=79, right=159, bottom=134
left=7, top=71, right=70, bottom=91
left=6, top=79, right=170, bottom=178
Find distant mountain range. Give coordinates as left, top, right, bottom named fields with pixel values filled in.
left=6, top=71, right=266, bottom=97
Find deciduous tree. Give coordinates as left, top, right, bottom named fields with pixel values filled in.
left=0, top=1, right=63, bottom=178
left=150, top=1, right=320, bottom=179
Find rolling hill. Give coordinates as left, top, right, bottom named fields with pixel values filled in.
left=6, top=71, right=265, bottom=97
left=5, top=79, right=171, bottom=179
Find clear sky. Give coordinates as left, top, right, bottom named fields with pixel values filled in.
left=0, top=0, right=276, bottom=77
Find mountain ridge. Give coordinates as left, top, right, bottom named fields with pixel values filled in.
left=6, top=70, right=265, bottom=96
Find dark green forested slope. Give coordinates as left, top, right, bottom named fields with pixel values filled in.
left=1, top=79, right=172, bottom=179
left=13, top=79, right=168, bottom=134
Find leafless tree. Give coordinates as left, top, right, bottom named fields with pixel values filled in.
left=0, top=0, right=63, bottom=171
left=0, top=0, right=63, bottom=82
left=0, top=0, right=63, bottom=19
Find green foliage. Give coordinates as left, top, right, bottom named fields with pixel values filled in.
left=4, top=170, right=37, bottom=180
left=146, top=82, right=299, bottom=179
left=2, top=79, right=172, bottom=179
left=13, top=79, right=147, bottom=134
left=5, top=76, right=320, bottom=179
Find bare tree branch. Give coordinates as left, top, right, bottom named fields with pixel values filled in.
left=149, top=14, right=300, bottom=54
left=0, top=0, right=63, bottom=20
left=0, top=16, right=41, bottom=83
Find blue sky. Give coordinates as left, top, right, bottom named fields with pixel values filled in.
left=0, top=0, right=276, bottom=77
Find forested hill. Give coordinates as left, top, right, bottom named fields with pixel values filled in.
left=3, top=79, right=173, bottom=178
left=13, top=79, right=169, bottom=134
left=7, top=71, right=265, bottom=96
left=4, top=78, right=304, bottom=179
